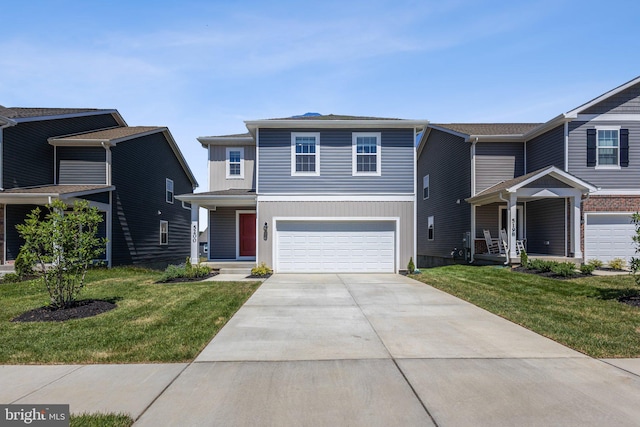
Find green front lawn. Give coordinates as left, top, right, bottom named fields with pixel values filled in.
left=71, top=413, right=133, bottom=427
left=0, top=267, right=260, bottom=364
left=411, top=265, right=640, bottom=358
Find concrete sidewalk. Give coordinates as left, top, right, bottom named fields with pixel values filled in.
left=134, top=274, right=640, bottom=426
left=3, top=274, right=640, bottom=425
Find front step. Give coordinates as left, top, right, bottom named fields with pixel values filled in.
left=219, top=267, right=253, bottom=275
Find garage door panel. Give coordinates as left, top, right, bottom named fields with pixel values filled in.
left=276, top=220, right=396, bottom=273
left=585, top=214, right=635, bottom=264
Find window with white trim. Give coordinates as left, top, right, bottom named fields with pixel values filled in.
left=160, top=220, right=169, bottom=245
left=423, top=175, right=430, bottom=199
left=291, top=133, right=320, bottom=176
left=428, top=216, right=434, bottom=241
left=166, top=178, right=174, bottom=204
left=597, top=127, right=620, bottom=167
left=352, top=132, right=381, bottom=176
left=226, top=147, right=245, bottom=179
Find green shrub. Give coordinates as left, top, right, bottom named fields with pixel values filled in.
left=407, top=257, right=415, bottom=274
left=580, top=263, right=596, bottom=275
left=551, top=262, right=578, bottom=277
left=520, top=249, right=529, bottom=268
left=2, top=273, right=22, bottom=283
left=609, top=258, right=627, bottom=271
left=251, top=262, right=273, bottom=277
left=587, top=259, right=604, bottom=269
left=15, top=248, right=36, bottom=279
left=159, top=260, right=211, bottom=282
left=528, top=259, right=557, bottom=273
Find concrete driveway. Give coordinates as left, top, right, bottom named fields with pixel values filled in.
left=134, top=274, right=640, bottom=426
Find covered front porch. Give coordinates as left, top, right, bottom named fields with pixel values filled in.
left=175, top=189, right=257, bottom=265
left=466, top=166, right=597, bottom=264
left=0, top=184, right=114, bottom=265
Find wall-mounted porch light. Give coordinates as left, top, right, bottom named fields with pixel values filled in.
left=263, top=222, right=268, bottom=241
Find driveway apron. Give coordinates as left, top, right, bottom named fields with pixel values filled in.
left=135, top=274, right=640, bottom=427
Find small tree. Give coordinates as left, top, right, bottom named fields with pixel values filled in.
left=16, top=199, right=105, bottom=309
left=631, top=212, right=640, bottom=286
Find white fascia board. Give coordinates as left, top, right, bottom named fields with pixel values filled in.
left=591, top=189, right=640, bottom=195
left=245, top=119, right=429, bottom=132
left=565, top=76, right=640, bottom=118
left=198, top=136, right=255, bottom=147
left=257, top=194, right=415, bottom=202
left=506, top=166, right=596, bottom=193
left=575, top=114, right=640, bottom=122
left=522, top=115, right=570, bottom=140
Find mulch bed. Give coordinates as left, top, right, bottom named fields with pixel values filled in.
left=157, top=272, right=219, bottom=283
left=511, top=266, right=591, bottom=280
left=619, top=295, right=640, bottom=308
left=12, top=300, right=117, bottom=323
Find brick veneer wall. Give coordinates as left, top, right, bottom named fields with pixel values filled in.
left=580, top=195, right=640, bottom=254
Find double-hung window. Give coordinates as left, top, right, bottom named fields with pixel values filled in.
left=166, top=178, right=174, bottom=204
left=160, top=220, right=169, bottom=245
left=226, top=147, right=244, bottom=179
left=291, top=133, right=320, bottom=176
left=352, top=132, right=381, bottom=176
left=597, top=128, right=619, bottom=168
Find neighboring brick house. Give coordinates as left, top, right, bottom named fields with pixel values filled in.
left=178, top=114, right=428, bottom=273
left=417, top=76, right=640, bottom=267
left=0, top=106, right=197, bottom=267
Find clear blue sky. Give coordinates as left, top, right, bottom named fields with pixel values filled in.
left=2, top=0, right=639, bottom=205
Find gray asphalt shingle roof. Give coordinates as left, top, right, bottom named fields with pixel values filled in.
left=434, top=123, right=542, bottom=136
left=0, top=106, right=105, bottom=119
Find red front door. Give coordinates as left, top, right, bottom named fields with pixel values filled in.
left=239, top=213, right=256, bottom=257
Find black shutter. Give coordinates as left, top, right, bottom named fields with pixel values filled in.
left=586, top=129, right=597, bottom=167
left=620, top=129, right=629, bottom=167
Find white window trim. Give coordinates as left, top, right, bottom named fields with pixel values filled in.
left=291, top=132, right=320, bottom=176
left=595, top=126, right=621, bottom=170
left=226, top=147, right=245, bottom=179
left=166, top=178, right=174, bottom=204
left=423, top=175, right=430, bottom=200
left=428, top=216, right=434, bottom=241
left=352, top=132, right=382, bottom=176
left=160, top=220, right=169, bottom=245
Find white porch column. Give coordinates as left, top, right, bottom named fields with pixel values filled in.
left=571, top=195, right=582, bottom=259
left=508, top=193, right=518, bottom=259
left=190, top=203, right=199, bottom=264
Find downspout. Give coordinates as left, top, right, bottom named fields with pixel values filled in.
left=498, top=191, right=510, bottom=265
left=469, top=137, right=478, bottom=263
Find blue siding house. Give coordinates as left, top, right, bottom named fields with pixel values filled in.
left=0, top=107, right=197, bottom=267
left=417, top=76, right=640, bottom=267
left=179, top=114, right=428, bottom=273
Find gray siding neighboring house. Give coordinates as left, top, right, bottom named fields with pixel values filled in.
left=475, top=141, right=524, bottom=193
left=568, top=120, right=640, bottom=189
left=416, top=128, right=471, bottom=266
left=417, top=76, right=640, bottom=267
left=3, top=113, right=119, bottom=189
left=57, top=147, right=106, bottom=185
left=0, top=107, right=197, bottom=267
left=526, top=125, right=565, bottom=172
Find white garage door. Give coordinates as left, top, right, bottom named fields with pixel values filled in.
left=276, top=220, right=396, bottom=273
left=584, top=213, right=635, bottom=265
